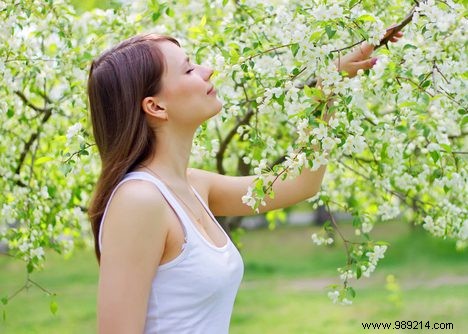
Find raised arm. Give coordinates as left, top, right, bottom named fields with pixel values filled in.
left=98, top=181, right=170, bottom=334
left=190, top=165, right=327, bottom=216
left=193, top=29, right=403, bottom=217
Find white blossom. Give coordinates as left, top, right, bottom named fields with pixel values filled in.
left=66, top=123, right=82, bottom=141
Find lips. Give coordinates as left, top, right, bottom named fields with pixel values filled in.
left=207, top=85, right=215, bottom=95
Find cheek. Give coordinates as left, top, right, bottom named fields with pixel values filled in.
left=167, top=79, right=204, bottom=102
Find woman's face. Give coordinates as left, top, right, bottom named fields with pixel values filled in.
left=156, top=40, right=222, bottom=126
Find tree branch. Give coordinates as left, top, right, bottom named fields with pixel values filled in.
left=14, top=91, right=52, bottom=114
left=216, top=109, right=255, bottom=174
left=375, top=4, right=418, bottom=50
left=62, top=143, right=95, bottom=164
left=338, top=160, right=440, bottom=213
left=15, top=108, right=52, bottom=175
left=298, top=3, right=419, bottom=88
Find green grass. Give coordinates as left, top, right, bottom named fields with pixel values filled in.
left=1, top=223, right=467, bottom=333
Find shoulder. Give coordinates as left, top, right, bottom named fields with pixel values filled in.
left=107, top=179, right=170, bottom=219
left=112, top=178, right=167, bottom=207
left=101, top=178, right=170, bottom=256
left=106, top=178, right=170, bottom=224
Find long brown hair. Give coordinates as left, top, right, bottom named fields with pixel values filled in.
left=87, top=33, right=179, bottom=261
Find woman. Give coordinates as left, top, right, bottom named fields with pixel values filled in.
left=88, top=30, right=402, bottom=333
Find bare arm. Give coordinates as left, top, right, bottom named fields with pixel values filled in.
left=192, top=29, right=403, bottom=217
left=190, top=166, right=327, bottom=216
left=98, top=180, right=169, bottom=334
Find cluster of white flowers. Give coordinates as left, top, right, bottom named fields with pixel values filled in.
left=378, top=202, right=401, bottom=221
left=338, top=268, right=356, bottom=281
left=66, top=122, right=82, bottom=142
left=362, top=245, right=388, bottom=277
left=191, top=142, right=210, bottom=165
left=241, top=186, right=266, bottom=212
left=253, top=159, right=268, bottom=176
left=328, top=290, right=340, bottom=303
left=327, top=288, right=354, bottom=305
left=312, top=3, right=344, bottom=21
left=14, top=230, right=45, bottom=262
left=284, top=152, right=307, bottom=177
left=342, top=134, right=367, bottom=155
left=311, top=152, right=329, bottom=171
left=311, top=233, right=333, bottom=246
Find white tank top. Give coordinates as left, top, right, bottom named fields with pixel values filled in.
left=98, top=171, right=244, bottom=334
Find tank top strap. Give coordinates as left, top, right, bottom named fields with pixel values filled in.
left=191, top=186, right=225, bottom=232
left=98, top=171, right=194, bottom=251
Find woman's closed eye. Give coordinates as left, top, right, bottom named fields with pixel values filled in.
left=186, top=67, right=195, bottom=74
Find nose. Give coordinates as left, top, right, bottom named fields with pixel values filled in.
left=199, top=65, right=213, bottom=81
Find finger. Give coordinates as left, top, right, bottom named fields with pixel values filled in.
left=347, top=42, right=374, bottom=62
left=389, top=32, right=403, bottom=43
left=353, top=57, right=378, bottom=72
left=382, top=24, right=405, bottom=44
left=384, top=24, right=400, bottom=38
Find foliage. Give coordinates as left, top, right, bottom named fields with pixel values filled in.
left=0, top=0, right=467, bottom=307
left=1, top=225, right=467, bottom=332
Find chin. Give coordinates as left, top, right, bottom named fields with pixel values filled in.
left=210, top=99, right=223, bottom=115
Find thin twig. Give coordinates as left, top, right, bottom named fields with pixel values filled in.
left=14, top=91, right=52, bottom=114
left=28, top=278, right=55, bottom=296
left=62, top=143, right=95, bottom=164
left=245, top=43, right=295, bottom=62
left=215, top=109, right=255, bottom=175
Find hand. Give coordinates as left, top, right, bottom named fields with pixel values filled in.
left=336, top=27, right=403, bottom=78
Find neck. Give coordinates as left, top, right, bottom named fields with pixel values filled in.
left=142, top=123, right=197, bottom=182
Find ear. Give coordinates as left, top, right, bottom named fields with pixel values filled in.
left=141, top=96, right=168, bottom=121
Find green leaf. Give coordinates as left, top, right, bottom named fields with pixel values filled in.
left=381, top=142, right=389, bottom=160
left=430, top=169, right=443, bottom=182
left=357, top=14, right=376, bottom=22
left=50, top=300, right=58, bottom=315
left=290, top=43, right=300, bottom=57
left=421, top=93, right=430, bottom=105
left=27, top=262, right=34, bottom=274
left=349, top=0, right=359, bottom=8
left=151, top=12, right=161, bottom=22
left=395, top=125, right=407, bottom=132
left=352, top=216, right=361, bottom=228
left=165, top=7, right=174, bottom=17
left=421, top=80, right=431, bottom=88
left=374, top=241, right=390, bottom=246
left=35, top=156, right=53, bottom=166
left=348, top=287, right=357, bottom=298
left=309, top=31, right=322, bottom=42
left=403, top=44, right=417, bottom=50
left=229, top=47, right=239, bottom=63
left=440, top=144, right=451, bottom=153
left=200, top=15, right=207, bottom=27
left=1, top=297, right=8, bottom=306
left=325, top=26, right=336, bottom=39
left=460, top=114, right=468, bottom=127
left=356, top=266, right=362, bottom=279
left=430, top=151, right=440, bottom=163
